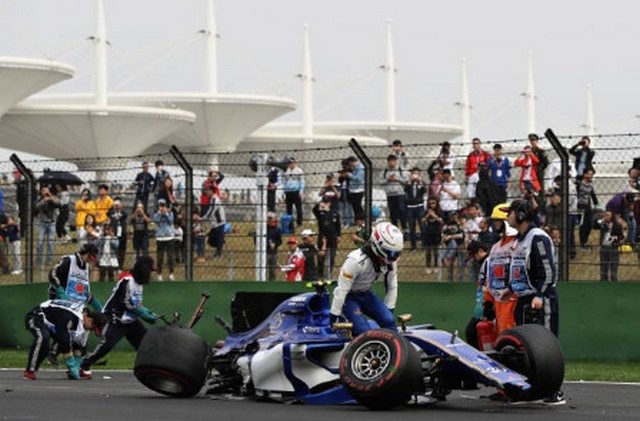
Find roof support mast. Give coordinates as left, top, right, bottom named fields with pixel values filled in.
left=205, top=0, right=218, bottom=95
left=301, top=24, right=314, bottom=144
left=384, top=19, right=397, bottom=124
left=460, top=57, right=470, bottom=144
left=94, top=0, right=108, bottom=107
left=526, top=51, right=536, bottom=134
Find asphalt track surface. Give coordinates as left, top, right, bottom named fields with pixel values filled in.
left=1, top=369, right=639, bottom=421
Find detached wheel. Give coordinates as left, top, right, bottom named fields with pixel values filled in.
left=340, top=329, right=423, bottom=410
left=134, top=326, right=210, bottom=397
left=495, top=324, right=564, bottom=401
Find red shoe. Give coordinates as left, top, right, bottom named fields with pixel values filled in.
left=79, top=369, right=92, bottom=380
left=22, top=370, right=36, bottom=380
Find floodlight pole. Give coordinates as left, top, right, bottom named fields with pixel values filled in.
left=10, top=154, right=35, bottom=284
left=254, top=153, right=268, bottom=282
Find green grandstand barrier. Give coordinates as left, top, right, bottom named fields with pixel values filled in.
left=1, top=282, right=638, bottom=360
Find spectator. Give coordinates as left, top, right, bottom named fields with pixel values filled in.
left=266, top=211, right=282, bottom=281
left=204, top=188, right=227, bottom=259
left=345, top=156, right=365, bottom=221
left=606, top=192, right=636, bottom=248
left=464, top=137, right=491, bottom=198
left=107, top=198, right=128, bottom=271
left=463, top=203, right=483, bottom=245
left=427, top=166, right=443, bottom=200
left=528, top=133, right=549, bottom=192
left=391, top=139, right=410, bottom=169
left=438, top=169, right=461, bottom=219
left=0, top=209, right=9, bottom=274
left=133, top=161, right=154, bottom=212
left=350, top=215, right=367, bottom=248
left=97, top=224, right=119, bottom=282
left=337, top=160, right=354, bottom=227
left=475, top=164, right=502, bottom=216
left=153, top=160, right=170, bottom=204
left=380, top=154, right=408, bottom=231
left=441, top=211, right=465, bottom=281
left=569, top=136, right=595, bottom=181
left=158, top=176, right=177, bottom=214
left=80, top=214, right=101, bottom=247
left=477, top=217, right=498, bottom=248
left=172, top=221, right=184, bottom=264
left=319, top=172, right=341, bottom=211
left=75, top=188, right=95, bottom=247
left=130, top=202, right=151, bottom=259
left=35, top=186, right=61, bottom=267
left=200, top=168, right=224, bottom=216
left=282, top=157, right=305, bottom=229
left=595, top=211, right=624, bottom=282
left=7, top=215, right=21, bottom=275
left=192, top=208, right=207, bottom=263
left=54, top=183, right=71, bottom=243
left=543, top=190, right=563, bottom=228
left=422, top=198, right=443, bottom=274
left=577, top=167, right=598, bottom=248
left=299, top=229, right=319, bottom=281
left=487, top=143, right=511, bottom=203
left=405, top=167, right=426, bottom=251
left=432, top=141, right=456, bottom=175
left=280, top=236, right=305, bottom=282
left=93, top=184, right=113, bottom=226
left=266, top=165, right=280, bottom=213
left=514, top=145, right=541, bottom=194
left=313, top=199, right=341, bottom=280
left=153, top=199, right=175, bottom=281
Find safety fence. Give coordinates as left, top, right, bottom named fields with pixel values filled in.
left=0, top=131, right=638, bottom=284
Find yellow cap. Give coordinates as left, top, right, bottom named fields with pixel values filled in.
left=491, top=203, right=510, bottom=220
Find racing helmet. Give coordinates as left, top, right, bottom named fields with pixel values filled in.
left=369, top=222, right=404, bottom=264
left=490, top=203, right=509, bottom=220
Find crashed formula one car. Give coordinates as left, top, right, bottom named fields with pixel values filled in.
left=133, top=282, right=564, bottom=409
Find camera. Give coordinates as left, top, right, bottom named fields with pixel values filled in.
left=579, top=140, right=586, bottom=146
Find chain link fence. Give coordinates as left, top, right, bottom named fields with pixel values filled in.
left=1, top=132, right=638, bottom=284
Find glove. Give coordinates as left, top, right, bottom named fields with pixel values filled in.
left=64, top=355, right=80, bottom=380
left=55, top=286, right=68, bottom=300
left=88, top=296, right=103, bottom=312
left=134, top=306, right=159, bottom=324
left=472, top=301, right=483, bottom=320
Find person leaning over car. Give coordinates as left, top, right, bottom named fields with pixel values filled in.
left=80, top=256, right=160, bottom=378
left=330, top=222, right=403, bottom=336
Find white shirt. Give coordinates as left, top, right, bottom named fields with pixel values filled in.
left=330, top=248, right=398, bottom=316
left=439, top=180, right=461, bottom=212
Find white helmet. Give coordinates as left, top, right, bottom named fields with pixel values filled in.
left=369, top=222, right=404, bottom=264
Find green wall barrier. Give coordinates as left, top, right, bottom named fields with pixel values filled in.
left=1, top=282, right=638, bottom=360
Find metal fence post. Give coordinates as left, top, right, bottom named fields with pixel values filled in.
left=544, top=128, right=570, bottom=282
left=349, top=138, right=373, bottom=236
left=169, top=146, right=193, bottom=281
left=9, top=154, right=35, bottom=284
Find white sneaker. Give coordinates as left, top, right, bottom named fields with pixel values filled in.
left=157, top=274, right=163, bottom=282
left=168, top=273, right=175, bottom=281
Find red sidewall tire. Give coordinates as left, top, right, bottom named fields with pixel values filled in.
left=340, top=329, right=422, bottom=410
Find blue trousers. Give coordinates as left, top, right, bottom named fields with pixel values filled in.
left=342, top=290, right=396, bottom=336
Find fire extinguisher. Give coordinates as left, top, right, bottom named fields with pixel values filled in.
left=476, top=319, right=497, bottom=351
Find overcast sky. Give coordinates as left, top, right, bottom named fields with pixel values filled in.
left=1, top=0, right=639, bottom=159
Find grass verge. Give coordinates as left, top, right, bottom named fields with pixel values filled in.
left=2, top=348, right=639, bottom=382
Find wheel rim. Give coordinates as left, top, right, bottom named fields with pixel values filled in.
left=144, top=371, right=186, bottom=395
left=351, top=340, right=391, bottom=381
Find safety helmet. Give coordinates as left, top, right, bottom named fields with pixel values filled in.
left=369, top=222, right=404, bottom=264
left=490, top=203, right=509, bottom=220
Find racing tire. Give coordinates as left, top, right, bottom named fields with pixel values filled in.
left=134, top=325, right=210, bottom=397
left=339, top=329, right=423, bottom=410
left=495, top=324, right=564, bottom=401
